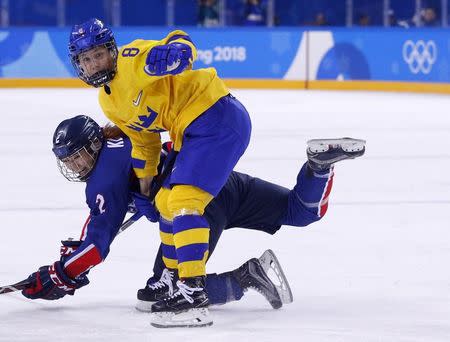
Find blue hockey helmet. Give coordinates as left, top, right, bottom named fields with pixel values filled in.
left=52, top=115, right=103, bottom=182
left=68, top=18, right=118, bottom=87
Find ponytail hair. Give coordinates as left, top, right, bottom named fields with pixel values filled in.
left=102, top=124, right=126, bottom=139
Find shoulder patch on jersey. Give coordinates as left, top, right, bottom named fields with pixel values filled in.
left=107, top=138, right=124, bottom=148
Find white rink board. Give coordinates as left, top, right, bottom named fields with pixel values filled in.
left=0, top=88, right=449, bottom=342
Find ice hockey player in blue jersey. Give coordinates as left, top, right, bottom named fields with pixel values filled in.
left=21, top=115, right=365, bottom=328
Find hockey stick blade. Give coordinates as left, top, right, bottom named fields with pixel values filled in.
left=0, top=279, right=30, bottom=295
left=258, top=249, right=293, bottom=304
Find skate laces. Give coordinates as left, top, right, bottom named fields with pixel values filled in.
left=148, top=269, right=175, bottom=296
left=166, top=280, right=203, bottom=304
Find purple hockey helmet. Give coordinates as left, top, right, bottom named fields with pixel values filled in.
left=68, top=18, right=118, bottom=87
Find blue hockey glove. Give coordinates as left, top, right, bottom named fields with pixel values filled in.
left=22, top=261, right=89, bottom=300
left=145, top=42, right=192, bottom=76
left=132, top=192, right=160, bottom=223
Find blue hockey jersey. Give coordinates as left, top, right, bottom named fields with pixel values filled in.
left=63, top=136, right=137, bottom=278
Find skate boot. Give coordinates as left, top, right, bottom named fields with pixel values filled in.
left=233, top=249, right=293, bottom=309
left=135, top=268, right=178, bottom=312
left=151, top=276, right=212, bottom=328
left=307, top=137, right=366, bottom=172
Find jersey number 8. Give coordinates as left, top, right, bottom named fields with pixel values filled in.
left=122, top=48, right=140, bottom=57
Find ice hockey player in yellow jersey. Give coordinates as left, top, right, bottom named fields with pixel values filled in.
left=68, top=18, right=252, bottom=327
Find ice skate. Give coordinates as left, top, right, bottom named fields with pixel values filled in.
left=135, top=268, right=178, bottom=312
left=233, top=250, right=291, bottom=309
left=151, top=276, right=212, bottom=328
left=257, top=249, right=293, bottom=306
left=307, top=137, right=366, bottom=172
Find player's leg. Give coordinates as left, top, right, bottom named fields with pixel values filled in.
left=150, top=94, right=251, bottom=327
left=207, top=249, right=292, bottom=309
left=137, top=250, right=291, bottom=311
left=136, top=198, right=230, bottom=312
left=282, top=162, right=334, bottom=226
left=282, top=137, right=365, bottom=226
left=135, top=219, right=179, bottom=312
left=137, top=186, right=290, bottom=311
left=136, top=187, right=180, bottom=311
left=150, top=185, right=212, bottom=313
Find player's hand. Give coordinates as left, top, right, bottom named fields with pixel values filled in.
left=132, top=192, right=160, bottom=223
left=22, top=261, right=89, bottom=300
left=145, top=43, right=192, bottom=76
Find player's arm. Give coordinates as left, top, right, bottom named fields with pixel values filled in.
left=21, top=220, right=115, bottom=301
left=22, top=185, right=129, bottom=301
left=144, top=30, right=197, bottom=76
left=129, top=133, right=162, bottom=194
left=98, top=100, right=161, bottom=192
left=20, top=237, right=96, bottom=301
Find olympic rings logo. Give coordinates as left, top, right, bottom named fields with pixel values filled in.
left=402, top=40, right=437, bottom=74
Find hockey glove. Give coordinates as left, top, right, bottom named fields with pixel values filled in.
left=22, top=261, right=89, bottom=300
left=132, top=192, right=159, bottom=223
left=145, top=42, right=192, bottom=76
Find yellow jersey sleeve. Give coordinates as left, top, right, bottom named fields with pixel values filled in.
left=129, top=133, right=162, bottom=179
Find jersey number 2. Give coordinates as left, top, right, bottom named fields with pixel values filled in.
left=96, top=194, right=106, bottom=214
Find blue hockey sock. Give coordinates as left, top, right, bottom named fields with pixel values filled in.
left=282, top=162, right=334, bottom=226
left=205, top=272, right=244, bottom=305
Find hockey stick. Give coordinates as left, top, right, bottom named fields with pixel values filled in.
left=1, top=150, right=178, bottom=295
left=0, top=279, right=31, bottom=295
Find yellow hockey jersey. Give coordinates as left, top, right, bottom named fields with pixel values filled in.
left=99, top=30, right=229, bottom=178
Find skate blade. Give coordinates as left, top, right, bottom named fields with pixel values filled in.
left=151, top=307, right=213, bottom=328
left=307, top=138, right=366, bottom=153
left=259, top=249, right=293, bottom=304
left=135, top=300, right=153, bottom=313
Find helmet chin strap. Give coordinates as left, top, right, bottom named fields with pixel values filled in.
left=87, top=68, right=114, bottom=88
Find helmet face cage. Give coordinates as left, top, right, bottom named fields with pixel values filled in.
left=68, top=18, right=118, bottom=87
left=70, top=41, right=118, bottom=88
left=56, top=137, right=102, bottom=182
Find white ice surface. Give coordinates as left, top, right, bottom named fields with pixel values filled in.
left=0, top=88, right=449, bottom=342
